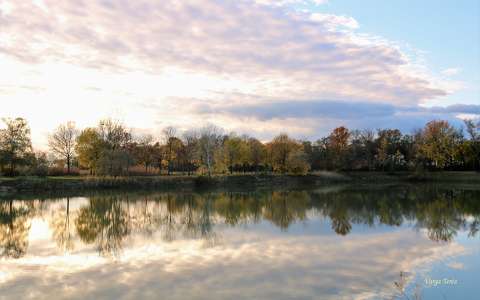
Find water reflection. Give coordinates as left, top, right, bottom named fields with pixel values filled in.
left=0, top=185, right=478, bottom=299
left=1, top=186, right=479, bottom=258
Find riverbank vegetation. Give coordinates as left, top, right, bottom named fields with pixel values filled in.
left=0, top=117, right=479, bottom=178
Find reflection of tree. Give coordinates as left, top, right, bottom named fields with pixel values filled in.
left=1, top=183, right=478, bottom=257
left=197, top=194, right=218, bottom=247
left=416, top=198, right=464, bottom=242
left=50, top=197, right=75, bottom=252
left=162, top=193, right=181, bottom=242
left=75, top=196, right=130, bottom=256
left=329, top=210, right=352, bottom=236
left=263, top=191, right=308, bottom=230
left=469, top=217, right=479, bottom=238
left=0, top=200, right=31, bottom=258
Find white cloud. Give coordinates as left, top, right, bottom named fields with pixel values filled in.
left=310, top=13, right=359, bottom=29
left=0, top=0, right=460, bottom=146
left=0, top=0, right=13, bottom=15
left=441, top=68, right=461, bottom=76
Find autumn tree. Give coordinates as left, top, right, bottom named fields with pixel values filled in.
left=223, top=134, right=248, bottom=174
left=163, top=127, right=185, bottom=175
left=48, top=121, right=78, bottom=174
left=268, top=134, right=308, bottom=174
left=327, top=126, right=350, bottom=170
left=182, top=130, right=199, bottom=175
left=464, top=119, right=480, bottom=171
left=135, top=134, right=155, bottom=173
left=0, top=118, right=33, bottom=176
left=416, top=120, right=462, bottom=169
left=97, top=119, right=133, bottom=176
left=247, top=137, right=266, bottom=173
left=75, top=128, right=103, bottom=175
left=375, top=129, right=404, bottom=171
left=198, top=125, right=223, bottom=176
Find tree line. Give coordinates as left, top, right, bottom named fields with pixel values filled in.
left=0, top=117, right=479, bottom=176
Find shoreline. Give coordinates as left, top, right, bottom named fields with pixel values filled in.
left=1, top=171, right=479, bottom=196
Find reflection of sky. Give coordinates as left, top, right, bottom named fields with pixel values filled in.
left=0, top=198, right=477, bottom=300
left=418, top=231, right=480, bottom=300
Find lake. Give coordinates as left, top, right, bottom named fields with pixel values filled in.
left=0, top=184, right=479, bottom=299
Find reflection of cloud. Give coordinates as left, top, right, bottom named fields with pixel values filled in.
left=446, top=262, right=465, bottom=270
left=0, top=226, right=467, bottom=300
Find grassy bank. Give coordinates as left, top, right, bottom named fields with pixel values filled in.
left=0, top=171, right=479, bottom=195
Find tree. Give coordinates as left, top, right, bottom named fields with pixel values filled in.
left=375, top=129, right=403, bottom=171
left=416, top=120, right=462, bottom=169
left=198, top=125, right=223, bottom=176
left=75, top=128, right=103, bottom=175
left=135, top=134, right=155, bottom=173
left=97, top=119, right=133, bottom=176
left=247, top=137, right=266, bottom=173
left=463, top=119, right=480, bottom=171
left=359, top=129, right=376, bottom=170
left=223, top=134, right=247, bottom=174
left=327, top=126, right=350, bottom=170
left=162, top=126, right=181, bottom=175
left=48, top=121, right=78, bottom=174
left=268, top=134, right=308, bottom=174
left=464, top=119, right=479, bottom=141
left=182, top=130, right=199, bottom=175
left=0, top=118, right=32, bottom=176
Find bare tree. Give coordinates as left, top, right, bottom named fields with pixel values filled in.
left=198, top=125, right=223, bottom=176
left=136, top=134, right=155, bottom=172
left=49, top=122, right=78, bottom=174
left=183, top=130, right=199, bottom=175
left=464, top=119, right=479, bottom=141
left=162, top=126, right=177, bottom=175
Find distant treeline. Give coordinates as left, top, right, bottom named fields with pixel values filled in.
left=0, top=117, right=479, bottom=176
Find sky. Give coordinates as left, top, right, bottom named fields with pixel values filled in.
left=0, top=0, right=479, bottom=148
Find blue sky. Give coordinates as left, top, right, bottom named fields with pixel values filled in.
left=0, top=0, right=479, bottom=146
left=309, top=0, right=480, bottom=106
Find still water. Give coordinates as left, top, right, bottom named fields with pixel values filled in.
left=0, top=185, right=479, bottom=299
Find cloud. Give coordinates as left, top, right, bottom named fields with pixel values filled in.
left=195, top=99, right=396, bottom=120
left=190, top=99, right=479, bottom=137
left=0, top=0, right=463, bottom=146
left=441, top=68, right=461, bottom=76
left=0, top=0, right=446, bottom=104
left=310, top=13, right=360, bottom=29
left=0, top=199, right=468, bottom=300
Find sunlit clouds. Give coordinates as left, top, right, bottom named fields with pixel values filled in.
left=0, top=0, right=476, bottom=147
